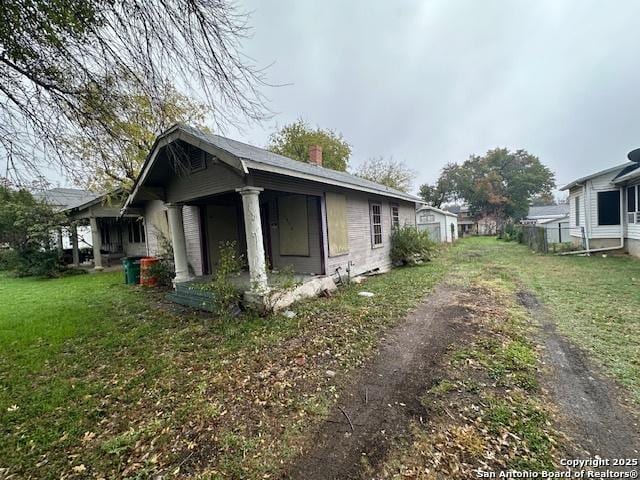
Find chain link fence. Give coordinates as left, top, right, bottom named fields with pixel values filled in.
left=520, top=224, right=574, bottom=253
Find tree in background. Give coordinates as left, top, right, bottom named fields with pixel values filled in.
left=453, top=148, right=554, bottom=221
left=0, top=185, right=66, bottom=276
left=63, top=81, right=210, bottom=192
left=530, top=193, right=557, bottom=206
left=0, top=0, right=268, bottom=185
left=355, top=157, right=416, bottom=193
left=418, top=163, right=459, bottom=207
left=268, top=119, right=351, bottom=171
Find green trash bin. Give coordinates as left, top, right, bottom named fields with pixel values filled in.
left=122, top=257, right=142, bottom=285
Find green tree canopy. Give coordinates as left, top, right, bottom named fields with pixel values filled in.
left=268, top=119, right=351, bottom=171
left=418, top=163, right=459, bottom=207
left=355, top=157, right=416, bottom=193
left=420, top=148, right=555, bottom=221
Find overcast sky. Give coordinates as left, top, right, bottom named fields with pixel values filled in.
left=215, top=0, right=640, bottom=194
left=43, top=0, right=640, bottom=194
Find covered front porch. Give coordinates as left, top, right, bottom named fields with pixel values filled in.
left=166, top=186, right=330, bottom=308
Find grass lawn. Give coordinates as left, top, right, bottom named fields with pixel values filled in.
left=448, top=236, right=640, bottom=403
left=0, top=257, right=449, bottom=479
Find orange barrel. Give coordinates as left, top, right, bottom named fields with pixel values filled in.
left=140, top=257, right=159, bottom=286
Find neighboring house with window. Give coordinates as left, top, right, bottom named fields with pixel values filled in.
left=122, top=124, right=420, bottom=308
left=37, top=188, right=147, bottom=269
left=416, top=205, right=458, bottom=243
left=560, top=148, right=640, bottom=257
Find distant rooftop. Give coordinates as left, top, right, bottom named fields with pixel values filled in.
left=34, top=188, right=100, bottom=212
left=526, top=204, right=569, bottom=219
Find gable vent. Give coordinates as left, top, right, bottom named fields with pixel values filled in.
left=189, top=151, right=207, bottom=172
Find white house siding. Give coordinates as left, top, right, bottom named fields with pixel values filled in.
left=626, top=181, right=640, bottom=241
left=183, top=205, right=203, bottom=276
left=144, top=199, right=169, bottom=257
left=568, top=186, right=586, bottom=239
left=417, top=208, right=458, bottom=243
left=325, top=192, right=416, bottom=278
left=587, top=175, right=623, bottom=239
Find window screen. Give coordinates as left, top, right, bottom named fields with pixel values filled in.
left=370, top=203, right=383, bottom=247
left=597, top=190, right=620, bottom=226
left=325, top=193, right=348, bottom=256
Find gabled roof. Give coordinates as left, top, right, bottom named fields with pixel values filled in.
left=537, top=215, right=569, bottom=225
left=34, top=188, right=100, bottom=212
left=560, top=163, right=631, bottom=190
left=417, top=205, right=457, bottom=218
left=126, top=124, right=421, bottom=208
left=526, top=204, right=569, bottom=219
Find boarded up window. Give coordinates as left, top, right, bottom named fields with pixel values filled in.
left=278, top=195, right=309, bottom=256
left=597, top=190, right=620, bottom=226
left=326, top=192, right=348, bottom=256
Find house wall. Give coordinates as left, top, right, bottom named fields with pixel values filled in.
left=540, top=220, right=570, bottom=244
left=166, top=160, right=245, bottom=204
left=183, top=205, right=203, bottom=276
left=626, top=181, right=640, bottom=242
left=416, top=209, right=457, bottom=243
left=144, top=199, right=169, bottom=257
left=627, top=238, right=640, bottom=257
left=568, top=185, right=585, bottom=238
left=587, top=175, right=623, bottom=239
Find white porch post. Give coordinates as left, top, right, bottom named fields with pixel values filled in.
left=167, top=204, right=192, bottom=283
left=70, top=223, right=80, bottom=267
left=89, top=217, right=103, bottom=271
left=56, top=227, right=64, bottom=253
left=237, top=187, right=268, bottom=294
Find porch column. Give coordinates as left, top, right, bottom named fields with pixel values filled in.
left=56, top=227, right=64, bottom=253
left=236, top=187, right=268, bottom=294
left=70, top=223, right=80, bottom=267
left=167, top=204, right=192, bottom=283
left=89, top=217, right=103, bottom=271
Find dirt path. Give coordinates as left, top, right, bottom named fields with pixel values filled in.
left=286, top=283, right=476, bottom=480
left=518, top=291, right=640, bottom=460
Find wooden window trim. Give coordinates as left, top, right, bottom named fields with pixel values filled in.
left=370, top=201, right=383, bottom=248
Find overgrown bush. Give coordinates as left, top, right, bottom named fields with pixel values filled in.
left=146, top=259, right=174, bottom=287
left=0, top=249, right=18, bottom=271
left=390, top=226, right=437, bottom=265
left=499, top=222, right=522, bottom=242
left=202, top=241, right=245, bottom=315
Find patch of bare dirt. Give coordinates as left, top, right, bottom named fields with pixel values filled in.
left=517, top=291, right=640, bottom=460
left=285, top=284, right=477, bottom=480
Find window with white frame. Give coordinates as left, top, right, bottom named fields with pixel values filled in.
left=128, top=220, right=146, bottom=244
left=628, top=185, right=638, bottom=224
left=391, top=204, right=400, bottom=229
left=370, top=202, right=383, bottom=247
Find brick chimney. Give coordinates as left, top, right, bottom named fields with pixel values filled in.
left=308, top=144, right=323, bottom=167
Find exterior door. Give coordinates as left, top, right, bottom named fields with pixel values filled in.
left=206, top=205, right=240, bottom=272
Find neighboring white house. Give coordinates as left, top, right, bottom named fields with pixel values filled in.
left=416, top=205, right=458, bottom=243
left=560, top=149, right=640, bottom=257
left=522, top=204, right=570, bottom=244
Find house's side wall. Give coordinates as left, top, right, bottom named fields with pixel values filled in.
left=626, top=238, right=640, bottom=257
left=568, top=185, right=585, bottom=238
left=122, top=223, right=147, bottom=257
left=626, top=181, right=640, bottom=242
left=144, top=199, right=169, bottom=257
left=183, top=205, right=203, bottom=276
left=587, top=175, right=623, bottom=239
left=417, top=210, right=446, bottom=243
left=325, top=192, right=416, bottom=277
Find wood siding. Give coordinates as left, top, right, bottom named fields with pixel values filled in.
left=166, top=160, right=245, bottom=203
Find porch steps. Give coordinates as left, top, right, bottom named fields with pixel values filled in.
left=166, top=282, right=216, bottom=312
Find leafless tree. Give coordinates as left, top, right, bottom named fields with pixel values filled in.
left=0, top=0, right=270, bottom=186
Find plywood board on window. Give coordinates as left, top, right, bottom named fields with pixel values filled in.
left=326, top=192, right=349, bottom=256
left=278, top=195, right=310, bottom=256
